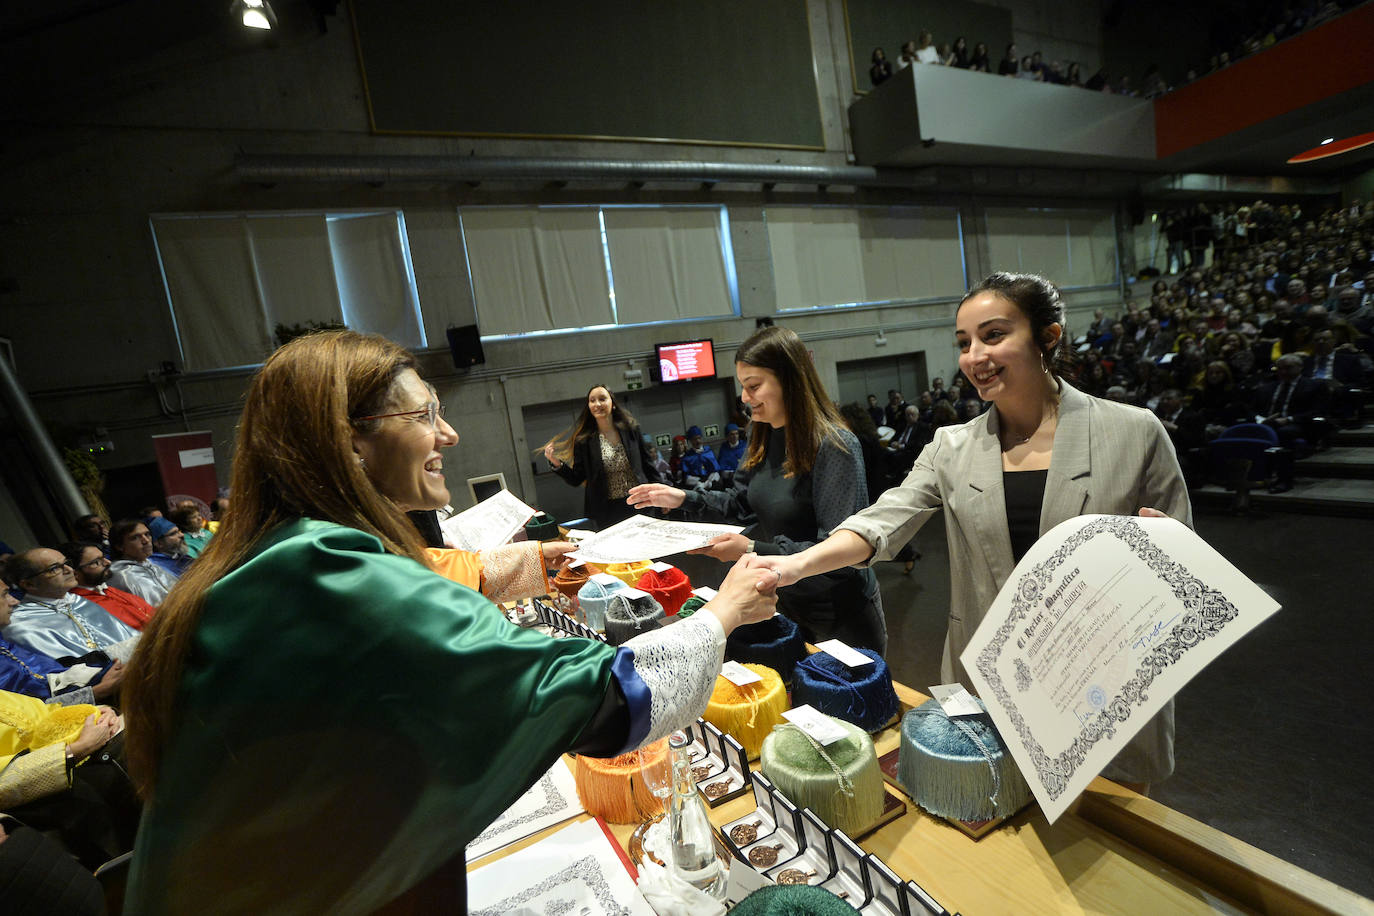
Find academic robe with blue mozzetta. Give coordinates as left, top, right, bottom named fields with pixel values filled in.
left=0, top=638, right=68, bottom=699
left=124, top=519, right=693, bottom=915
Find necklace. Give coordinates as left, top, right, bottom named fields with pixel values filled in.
left=28, top=597, right=101, bottom=649
left=1003, top=403, right=1059, bottom=447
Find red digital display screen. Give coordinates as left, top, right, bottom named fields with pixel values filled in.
left=656, top=339, right=716, bottom=383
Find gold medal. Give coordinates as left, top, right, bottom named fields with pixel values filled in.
left=748, top=844, right=783, bottom=868
left=691, top=765, right=712, bottom=781
left=728, top=821, right=760, bottom=845
left=776, top=868, right=815, bottom=885
left=704, top=779, right=733, bottom=798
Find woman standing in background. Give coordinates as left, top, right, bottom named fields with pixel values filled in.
left=544, top=385, right=660, bottom=529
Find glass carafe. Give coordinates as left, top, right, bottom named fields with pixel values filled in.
left=666, top=732, right=726, bottom=897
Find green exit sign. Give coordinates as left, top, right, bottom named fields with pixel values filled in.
left=627, top=380, right=644, bottom=390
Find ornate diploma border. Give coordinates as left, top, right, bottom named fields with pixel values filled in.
left=973, top=516, right=1241, bottom=801
left=469, top=854, right=633, bottom=916
left=467, top=768, right=573, bottom=854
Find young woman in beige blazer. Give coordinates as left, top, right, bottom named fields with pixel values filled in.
left=755, top=272, right=1191, bottom=789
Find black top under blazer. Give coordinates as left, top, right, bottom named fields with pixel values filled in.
left=552, top=424, right=661, bottom=525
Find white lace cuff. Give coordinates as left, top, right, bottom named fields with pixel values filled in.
left=616, top=613, right=725, bottom=748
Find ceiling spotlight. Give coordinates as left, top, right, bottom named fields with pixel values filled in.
left=1320, top=138, right=1335, bottom=145
left=235, top=0, right=277, bottom=30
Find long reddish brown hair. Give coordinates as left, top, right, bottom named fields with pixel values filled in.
left=122, top=330, right=431, bottom=798
left=736, top=326, right=848, bottom=478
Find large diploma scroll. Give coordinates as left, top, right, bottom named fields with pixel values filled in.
left=568, top=515, right=745, bottom=564
left=960, top=514, right=1280, bottom=823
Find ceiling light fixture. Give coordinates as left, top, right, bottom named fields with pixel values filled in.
left=1287, top=131, right=1374, bottom=164
left=1320, top=138, right=1335, bottom=145
left=235, top=0, right=277, bottom=30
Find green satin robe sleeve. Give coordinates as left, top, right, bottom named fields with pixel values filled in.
left=124, top=519, right=619, bottom=915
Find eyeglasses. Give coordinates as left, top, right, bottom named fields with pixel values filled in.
left=353, top=401, right=445, bottom=429
left=78, top=555, right=110, bottom=570
left=33, top=561, right=72, bottom=578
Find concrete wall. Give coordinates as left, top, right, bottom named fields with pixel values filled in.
left=0, top=0, right=1123, bottom=542
left=983, top=0, right=1103, bottom=75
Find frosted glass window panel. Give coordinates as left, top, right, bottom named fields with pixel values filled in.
left=858, top=207, right=965, bottom=302
left=1065, top=210, right=1119, bottom=287
left=462, top=208, right=611, bottom=335
left=152, top=216, right=268, bottom=370
left=984, top=208, right=1118, bottom=289
left=984, top=209, right=1069, bottom=280
left=766, top=208, right=864, bottom=310
left=246, top=215, right=343, bottom=334
left=602, top=208, right=733, bottom=324
left=327, top=213, right=426, bottom=348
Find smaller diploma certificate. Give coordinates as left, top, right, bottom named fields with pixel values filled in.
left=960, top=514, right=1280, bottom=823
left=567, top=515, right=745, bottom=564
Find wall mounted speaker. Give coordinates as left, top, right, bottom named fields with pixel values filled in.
left=447, top=325, right=485, bottom=369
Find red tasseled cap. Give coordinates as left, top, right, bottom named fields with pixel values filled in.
left=635, top=565, right=692, bottom=616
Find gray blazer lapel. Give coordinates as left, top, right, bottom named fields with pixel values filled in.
left=968, top=409, right=1016, bottom=588
left=1042, top=382, right=1092, bottom=533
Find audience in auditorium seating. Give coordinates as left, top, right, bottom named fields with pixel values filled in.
left=836, top=198, right=1370, bottom=502
left=0, top=571, right=124, bottom=705
left=865, top=1, right=1361, bottom=101
left=63, top=542, right=157, bottom=631
left=4, top=548, right=139, bottom=664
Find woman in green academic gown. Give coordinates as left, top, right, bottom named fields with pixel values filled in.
left=121, top=331, right=777, bottom=914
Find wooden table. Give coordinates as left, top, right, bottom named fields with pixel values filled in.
left=474, top=681, right=1374, bottom=915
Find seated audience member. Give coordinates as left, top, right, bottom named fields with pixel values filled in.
left=914, top=31, right=939, bottom=65
left=145, top=516, right=192, bottom=579
left=70, top=515, right=109, bottom=554
left=884, top=405, right=930, bottom=480
left=107, top=519, right=178, bottom=606
left=0, top=689, right=140, bottom=869
left=998, top=43, right=1018, bottom=75
left=895, top=39, right=917, bottom=70
left=915, top=390, right=935, bottom=425
left=169, top=505, right=212, bottom=558
left=1017, top=55, right=1039, bottom=79
left=1189, top=361, right=1248, bottom=434
left=137, top=505, right=163, bottom=521
left=206, top=496, right=229, bottom=534
left=667, top=435, right=688, bottom=485
left=717, top=423, right=746, bottom=479
left=949, top=36, right=969, bottom=68
left=1256, top=354, right=1331, bottom=451
left=679, top=425, right=721, bottom=489
left=4, top=549, right=139, bottom=664
left=930, top=376, right=950, bottom=401
left=646, top=443, right=671, bottom=481
left=62, top=542, right=156, bottom=631
left=968, top=42, right=991, bottom=72
left=883, top=389, right=909, bottom=429
left=1155, top=389, right=1207, bottom=453
left=869, top=47, right=892, bottom=86
left=866, top=393, right=885, bottom=427
left=0, top=571, right=123, bottom=706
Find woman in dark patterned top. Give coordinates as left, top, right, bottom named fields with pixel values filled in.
left=545, top=385, right=661, bottom=530
left=630, top=326, right=887, bottom=652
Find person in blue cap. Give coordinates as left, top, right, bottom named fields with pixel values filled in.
left=716, top=422, right=747, bottom=487
left=145, top=516, right=193, bottom=579
left=679, top=425, right=721, bottom=489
